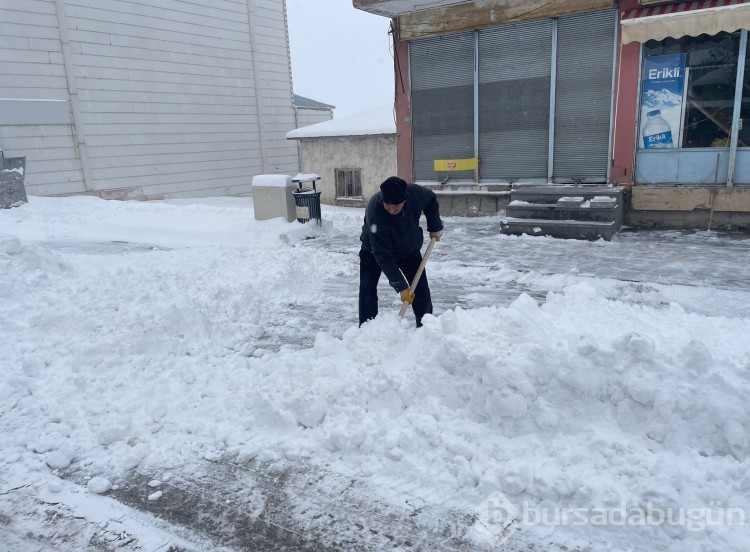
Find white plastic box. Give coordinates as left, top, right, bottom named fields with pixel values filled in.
left=251, top=174, right=297, bottom=222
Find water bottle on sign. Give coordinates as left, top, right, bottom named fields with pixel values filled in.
left=642, top=109, right=674, bottom=148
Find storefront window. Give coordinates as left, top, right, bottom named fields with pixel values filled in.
left=642, top=33, right=740, bottom=149
left=741, top=36, right=750, bottom=148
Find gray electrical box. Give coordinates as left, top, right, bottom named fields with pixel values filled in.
left=251, top=174, right=297, bottom=222
left=1, top=155, right=28, bottom=209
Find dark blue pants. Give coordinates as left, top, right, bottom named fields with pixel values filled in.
left=359, top=249, right=433, bottom=327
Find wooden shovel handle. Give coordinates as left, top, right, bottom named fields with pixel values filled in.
left=399, top=237, right=437, bottom=318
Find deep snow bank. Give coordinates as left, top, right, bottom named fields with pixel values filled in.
left=250, top=285, right=750, bottom=550
left=6, top=285, right=749, bottom=550
left=2, top=197, right=748, bottom=551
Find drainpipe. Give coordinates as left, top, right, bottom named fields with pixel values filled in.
left=247, top=0, right=269, bottom=174
left=606, top=11, right=619, bottom=184
left=548, top=18, right=558, bottom=183
left=473, top=30, right=479, bottom=183
left=54, top=0, right=93, bottom=192
left=292, top=106, right=302, bottom=173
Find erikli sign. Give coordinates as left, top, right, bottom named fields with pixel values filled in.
left=647, top=65, right=683, bottom=80
left=639, top=53, right=687, bottom=149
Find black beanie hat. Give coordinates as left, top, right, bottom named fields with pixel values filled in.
left=380, top=176, right=407, bottom=204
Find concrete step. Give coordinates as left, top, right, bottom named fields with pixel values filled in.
left=500, top=217, right=618, bottom=241
left=506, top=203, right=618, bottom=223
left=510, top=186, right=625, bottom=204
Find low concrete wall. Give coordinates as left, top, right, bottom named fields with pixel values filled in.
left=627, top=186, right=750, bottom=230
left=434, top=192, right=511, bottom=217
left=626, top=210, right=750, bottom=230
left=632, top=186, right=750, bottom=211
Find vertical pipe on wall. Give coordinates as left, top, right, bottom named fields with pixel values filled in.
left=728, top=29, right=748, bottom=188
left=474, top=30, right=480, bottom=183
left=635, top=43, right=644, bottom=170
left=405, top=38, right=414, bottom=183
left=247, top=0, right=268, bottom=174
left=54, top=0, right=92, bottom=192
left=606, top=10, right=619, bottom=183
left=283, top=1, right=301, bottom=174
left=547, top=19, right=558, bottom=182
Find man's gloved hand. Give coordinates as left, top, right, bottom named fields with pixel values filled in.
left=400, top=289, right=414, bottom=304
left=429, top=230, right=443, bottom=242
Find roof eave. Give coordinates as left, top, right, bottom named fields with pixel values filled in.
left=352, top=0, right=470, bottom=17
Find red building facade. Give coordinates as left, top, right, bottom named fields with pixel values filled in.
left=355, top=0, right=750, bottom=227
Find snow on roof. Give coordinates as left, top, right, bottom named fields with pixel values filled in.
left=286, top=105, right=396, bottom=139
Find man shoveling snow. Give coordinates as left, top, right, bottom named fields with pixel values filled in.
left=358, top=176, right=444, bottom=327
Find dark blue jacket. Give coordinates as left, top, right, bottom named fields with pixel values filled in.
left=360, top=183, right=443, bottom=292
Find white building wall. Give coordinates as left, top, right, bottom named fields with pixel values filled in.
left=249, top=0, right=299, bottom=179
left=0, top=0, right=85, bottom=195
left=295, top=108, right=333, bottom=129
left=0, top=0, right=299, bottom=199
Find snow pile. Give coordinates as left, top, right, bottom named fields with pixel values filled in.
left=239, top=286, right=750, bottom=550
left=1, top=166, right=24, bottom=175
left=0, top=234, right=68, bottom=275
left=1, top=196, right=748, bottom=551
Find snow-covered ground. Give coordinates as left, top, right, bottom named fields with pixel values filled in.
left=2, top=196, right=749, bottom=551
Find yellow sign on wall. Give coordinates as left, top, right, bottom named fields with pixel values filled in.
left=434, top=158, right=479, bottom=172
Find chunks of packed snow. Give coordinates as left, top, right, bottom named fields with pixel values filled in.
left=45, top=450, right=74, bottom=470
left=0, top=235, right=68, bottom=274
left=87, top=477, right=112, bottom=494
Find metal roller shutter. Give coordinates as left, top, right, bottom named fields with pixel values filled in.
left=410, top=33, right=475, bottom=182
left=478, top=20, right=552, bottom=181
left=553, top=10, right=617, bottom=182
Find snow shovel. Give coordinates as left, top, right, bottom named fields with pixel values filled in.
left=399, top=236, right=437, bottom=318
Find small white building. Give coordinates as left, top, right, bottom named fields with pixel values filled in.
left=0, top=0, right=300, bottom=200
left=286, top=105, right=396, bottom=207
left=293, top=94, right=334, bottom=128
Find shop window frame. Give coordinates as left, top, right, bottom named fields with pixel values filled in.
left=639, top=32, right=743, bottom=150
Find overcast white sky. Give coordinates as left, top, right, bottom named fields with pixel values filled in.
left=286, top=0, right=395, bottom=119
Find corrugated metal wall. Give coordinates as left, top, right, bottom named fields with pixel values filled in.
left=408, top=9, right=616, bottom=184
left=478, top=20, right=552, bottom=180
left=553, top=9, right=616, bottom=182
left=410, top=32, right=474, bottom=182
left=0, top=0, right=299, bottom=199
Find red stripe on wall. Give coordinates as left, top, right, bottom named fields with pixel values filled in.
left=622, top=0, right=749, bottom=20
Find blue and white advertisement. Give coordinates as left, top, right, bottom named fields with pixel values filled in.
left=640, top=54, right=687, bottom=149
